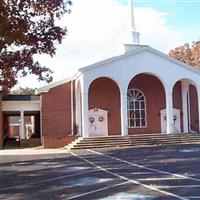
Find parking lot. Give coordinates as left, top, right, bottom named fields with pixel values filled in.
left=1, top=144, right=200, bottom=199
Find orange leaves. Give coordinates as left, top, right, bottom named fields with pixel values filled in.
left=169, top=41, right=200, bottom=69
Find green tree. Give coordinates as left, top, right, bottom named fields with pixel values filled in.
left=0, top=0, right=72, bottom=89
left=12, top=87, right=36, bottom=95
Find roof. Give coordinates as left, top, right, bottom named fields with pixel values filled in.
left=36, top=77, right=71, bottom=94
left=2, top=95, right=40, bottom=101
left=36, top=45, right=200, bottom=92
left=79, top=46, right=200, bottom=76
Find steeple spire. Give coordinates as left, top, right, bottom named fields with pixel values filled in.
left=129, top=0, right=140, bottom=44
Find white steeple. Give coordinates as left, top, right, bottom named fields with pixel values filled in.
left=129, top=0, right=140, bottom=44
left=124, top=0, right=146, bottom=53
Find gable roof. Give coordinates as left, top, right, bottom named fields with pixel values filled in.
left=36, top=77, right=71, bottom=94
left=79, top=46, right=200, bottom=76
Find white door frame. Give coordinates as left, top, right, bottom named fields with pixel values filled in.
left=160, top=108, right=181, bottom=133
left=88, top=108, right=108, bottom=137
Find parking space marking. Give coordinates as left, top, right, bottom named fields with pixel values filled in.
left=67, top=181, right=131, bottom=199
left=89, top=149, right=200, bottom=183
left=71, top=151, right=189, bottom=200
left=137, top=177, right=185, bottom=181
left=157, top=185, right=200, bottom=189
left=0, top=169, right=99, bottom=191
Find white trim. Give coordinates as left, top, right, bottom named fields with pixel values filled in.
left=9, top=123, right=20, bottom=127
left=36, top=78, right=71, bottom=94
left=127, top=89, right=147, bottom=128
left=20, top=110, right=25, bottom=140
left=88, top=108, right=108, bottom=137
left=181, top=80, right=189, bottom=133
left=2, top=101, right=40, bottom=112
left=71, top=80, right=74, bottom=135
left=40, top=95, right=43, bottom=143
left=160, top=108, right=181, bottom=133
left=188, top=86, right=192, bottom=132
left=79, top=46, right=200, bottom=76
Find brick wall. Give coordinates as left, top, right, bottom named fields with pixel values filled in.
left=41, top=82, right=73, bottom=148
left=0, top=93, right=2, bottom=149
left=189, top=85, right=199, bottom=132
left=128, top=74, right=166, bottom=134
left=43, top=135, right=77, bottom=148
left=88, top=77, right=121, bottom=135
left=173, top=81, right=183, bottom=132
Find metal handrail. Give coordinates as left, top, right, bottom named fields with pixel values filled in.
left=3, top=133, right=8, bottom=141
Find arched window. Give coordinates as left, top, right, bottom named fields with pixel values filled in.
left=127, top=89, right=146, bottom=128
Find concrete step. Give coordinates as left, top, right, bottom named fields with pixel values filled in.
left=66, top=133, right=200, bottom=150
left=70, top=144, right=132, bottom=150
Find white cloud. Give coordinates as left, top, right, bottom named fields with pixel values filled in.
left=15, top=0, right=184, bottom=89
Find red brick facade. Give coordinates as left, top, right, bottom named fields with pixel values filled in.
left=0, top=94, right=2, bottom=149
left=128, top=74, right=166, bottom=134
left=87, top=75, right=199, bottom=136
left=189, top=85, right=199, bottom=132
left=89, top=77, right=121, bottom=135
left=0, top=76, right=199, bottom=149
left=43, top=135, right=77, bottom=148
left=173, top=81, right=183, bottom=132
left=41, top=82, right=73, bottom=148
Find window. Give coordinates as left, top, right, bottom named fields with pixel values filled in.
left=127, top=89, right=146, bottom=128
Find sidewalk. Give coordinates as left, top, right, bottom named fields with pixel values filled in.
left=0, top=147, right=68, bottom=156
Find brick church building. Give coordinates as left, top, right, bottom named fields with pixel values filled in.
left=0, top=1, right=200, bottom=149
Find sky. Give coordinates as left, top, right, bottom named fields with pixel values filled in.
left=15, top=0, right=200, bottom=89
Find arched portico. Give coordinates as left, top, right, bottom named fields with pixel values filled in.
left=87, top=77, right=121, bottom=137
left=189, top=84, right=199, bottom=132
left=126, top=73, right=166, bottom=134
left=172, top=78, right=199, bottom=133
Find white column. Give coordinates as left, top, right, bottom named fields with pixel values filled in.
left=76, top=82, right=82, bottom=136
left=181, top=81, right=189, bottom=133
left=81, top=91, right=89, bottom=138
left=121, top=91, right=128, bottom=136
left=166, top=91, right=174, bottom=134
left=20, top=110, right=25, bottom=140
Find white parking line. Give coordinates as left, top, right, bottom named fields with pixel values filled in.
left=89, top=149, right=200, bottom=183
left=71, top=151, right=189, bottom=200
left=0, top=169, right=99, bottom=191
left=136, top=177, right=185, bottom=181
left=67, top=181, right=131, bottom=199
left=157, top=185, right=200, bottom=189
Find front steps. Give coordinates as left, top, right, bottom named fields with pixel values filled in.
left=66, top=134, right=200, bottom=150
left=66, top=136, right=131, bottom=150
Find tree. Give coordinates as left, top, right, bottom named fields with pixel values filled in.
left=169, top=40, right=200, bottom=69
left=0, top=0, right=72, bottom=89
left=11, top=87, right=36, bottom=95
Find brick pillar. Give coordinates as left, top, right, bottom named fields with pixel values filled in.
left=0, top=93, right=3, bottom=149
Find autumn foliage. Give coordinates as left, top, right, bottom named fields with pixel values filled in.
left=169, top=41, right=200, bottom=69
left=0, top=0, right=72, bottom=89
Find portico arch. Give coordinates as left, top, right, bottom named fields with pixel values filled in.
left=88, top=77, right=121, bottom=136
left=172, top=78, right=199, bottom=133
left=127, top=73, right=166, bottom=134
